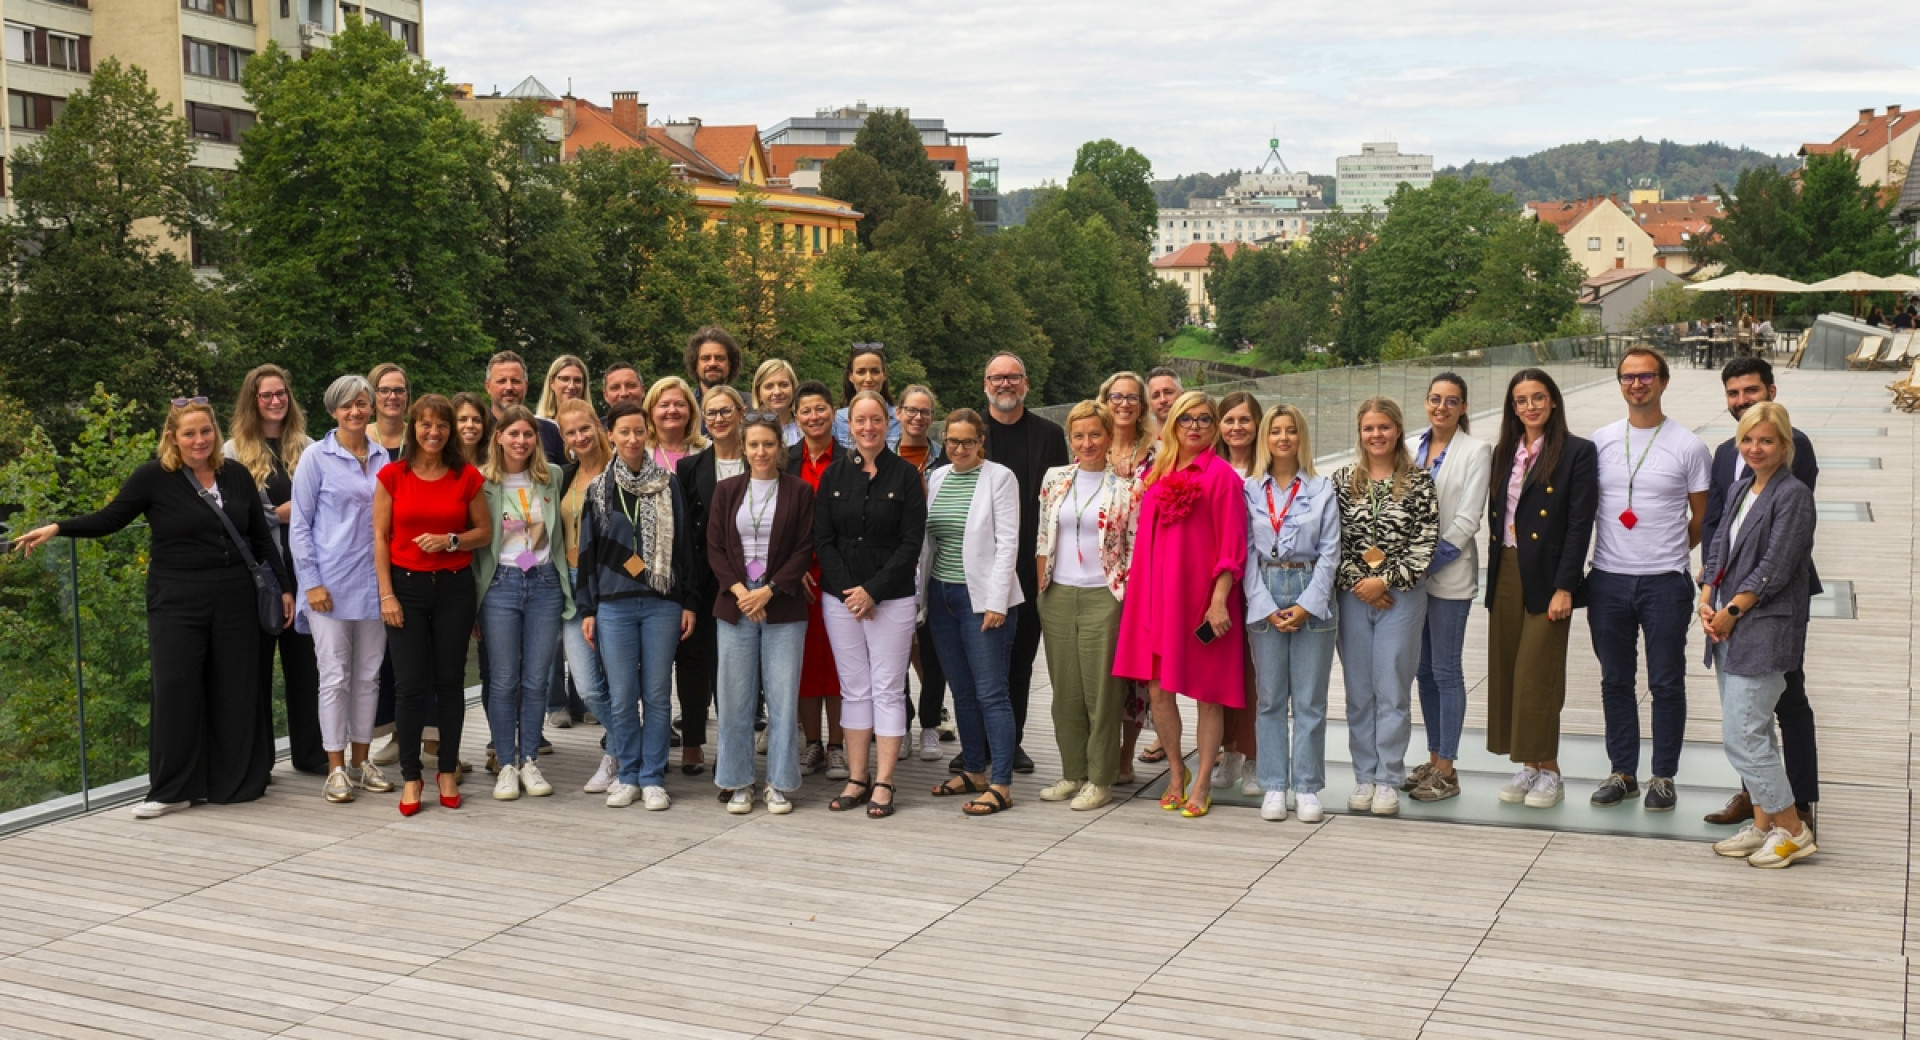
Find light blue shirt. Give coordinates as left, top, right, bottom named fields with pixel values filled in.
left=831, top=405, right=901, bottom=451
left=1242, top=472, right=1341, bottom=621
left=289, top=430, right=391, bottom=630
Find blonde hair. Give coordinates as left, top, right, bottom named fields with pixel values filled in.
left=1099, top=370, right=1154, bottom=440
left=229, top=363, right=310, bottom=489
left=1145, top=390, right=1216, bottom=485
left=555, top=398, right=609, bottom=467
left=750, top=358, right=799, bottom=412
left=536, top=354, right=590, bottom=419
left=1347, top=397, right=1415, bottom=500
left=642, top=376, right=709, bottom=453
left=1735, top=401, right=1796, bottom=471
left=1065, top=399, right=1114, bottom=439
left=1253, top=403, right=1316, bottom=479
left=483, top=405, right=553, bottom=484
left=158, top=403, right=224, bottom=473
left=846, top=389, right=891, bottom=441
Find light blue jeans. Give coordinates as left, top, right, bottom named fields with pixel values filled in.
left=1337, top=585, right=1427, bottom=787
left=561, top=570, right=611, bottom=741
left=480, top=564, right=564, bottom=766
left=1714, top=643, right=1793, bottom=814
left=1415, top=595, right=1473, bottom=760
left=1246, top=564, right=1338, bottom=795
left=594, top=595, right=683, bottom=787
left=715, top=613, right=805, bottom=793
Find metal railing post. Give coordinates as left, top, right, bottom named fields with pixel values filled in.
left=68, top=539, right=90, bottom=811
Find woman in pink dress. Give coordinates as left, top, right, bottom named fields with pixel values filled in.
left=1114, top=391, right=1249, bottom=818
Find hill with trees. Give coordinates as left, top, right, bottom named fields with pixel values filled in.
left=1438, top=139, right=1796, bottom=202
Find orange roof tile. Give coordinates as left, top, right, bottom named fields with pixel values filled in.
left=694, top=125, right=767, bottom=183
left=1800, top=107, right=1920, bottom=160
left=1632, top=198, right=1722, bottom=250
left=1153, top=241, right=1253, bottom=269
left=555, top=99, right=732, bottom=183
left=1525, top=196, right=1616, bottom=234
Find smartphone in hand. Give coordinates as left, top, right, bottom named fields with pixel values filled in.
left=1194, top=619, right=1217, bottom=645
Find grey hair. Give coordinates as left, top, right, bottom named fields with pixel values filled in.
left=324, top=374, right=372, bottom=414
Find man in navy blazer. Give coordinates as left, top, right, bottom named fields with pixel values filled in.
left=1701, top=357, right=1820, bottom=826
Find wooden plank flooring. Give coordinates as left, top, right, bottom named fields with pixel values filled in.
left=0, top=367, right=1911, bottom=1039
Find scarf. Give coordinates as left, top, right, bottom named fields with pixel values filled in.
left=590, top=453, right=675, bottom=595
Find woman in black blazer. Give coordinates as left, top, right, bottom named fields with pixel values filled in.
left=672, top=384, right=747, bottom=775
left=1483, top=369, right=1597, bottom=809
left=14, top=401, right=293, bottom=819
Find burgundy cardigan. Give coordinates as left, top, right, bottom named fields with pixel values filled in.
left=705, top=471, right=816, bottom=625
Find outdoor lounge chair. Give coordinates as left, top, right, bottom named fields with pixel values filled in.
left=1890, top=359, right=1920, bottom=411
left=1846, top=335, right=1886, bottom=370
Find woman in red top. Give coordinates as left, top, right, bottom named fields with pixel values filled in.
left=374, top=394, right=491, bottom=815
left=788, top=379, right=846, bottom=779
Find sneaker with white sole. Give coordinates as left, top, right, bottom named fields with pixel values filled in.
left=324, top=767, right=355, bottom=803
left=800, top=742, right=826, bottom=775
left=1524, top=770, right=1564, bottom=809
left=1747, top=825, right=1816, bottom=869
left=938, top=709, right=956, bottom=739
left=1260, top=790, right=1287, bottom=821
left=1295, top=793, right=1324, bottom=823
left=642, top=785, right=671, bottom=811
left=547, top=711, right=572, bottom=730
left=1713, top=822, right=1769, bottom=858
left=370, top=736, right=400, bottom=765
left=493, top=764, right=521, bottom=800
left=1371, top=784, right=1400, bottom=816
left=727, top=787, right=755, bottom=815
left=1038, top=778, right=1085, bottom=802
left=824, top=745, right=850, bottom=780
left=1070, top=784, right=1111, bottom=811
left=1497, top=765, right=1540, bottom=804
left=1214, top=752, right=1243, bottom=788
left=919, top=729, right=942, bottom=761
left=584, top=753, right=618, bottom=794
left=764, top=787, right=792, bottom=814
left=519, top=761, right=553, bottom=797
left=1240, top=761, right=1261, bottom=797
left=131, top=800, right=190, bottom=819
left=605, top=782, right=639, bottom=808
left=352, top=761, right=394, bottom=793
left=1348, top=783, right=1377, bottom=812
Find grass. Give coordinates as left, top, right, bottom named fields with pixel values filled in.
left=1162, top=327, right=1240, bottom=363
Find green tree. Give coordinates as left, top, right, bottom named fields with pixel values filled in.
left=851, top=108, right=945, bottom=203
left=1157, top=278, right=1191, bottom=335
left=1071, top=139, right=1158, bottom=244
left=1363, top=177, right=1516, bottom=344
left=1206, top=244, right=1287, bottom=348
left=1794, top=151, right=1911, bottom=280
left=1691, top=165, right=1809, bottom=277
left=0, top=59, right=230, bottom=436
left=477, top=102, right=600, bottom=362
left=819, top=148, right=903, bottom=248
left=227, top=18, right=495, bottom=398
left=1627, top=282, right=1718, bottom=328
left=1464, top=218, right=1584, bottom=337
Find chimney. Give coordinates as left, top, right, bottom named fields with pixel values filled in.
left=1610, top=193, right=1619, bottom=206
left=611, top=91, right=646, bottom=141
left=661, top=117, right=700, bottom=150
left=1891, top=104, right=1904, bottom=118
left=1860, top=107, right=1876, bottom=124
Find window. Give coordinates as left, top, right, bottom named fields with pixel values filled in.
left=812, top=225, right=822, bottom=252
left=47, top=32, right=78, bottom=70
left=186, top=101, right=254, bottom=143
left=7, top=25, right=90, bottom=71
left=1587, top=237, right=1601, bottom=251
left=9, top=90, right=66, bottom=130
left=183, top=0, right=251, bottom=19
left=5, top=24, right=28, bottom=62
left=1616, top=237, right=1626, bottom=252
left=184, top=38, right=249, bottom=81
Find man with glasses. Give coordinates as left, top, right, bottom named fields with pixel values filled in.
left=486, top=350, right=566, bottom=464
left=980, top=352, right=1069, bottom=773
left=1586, top=347, right=1711, bottom=811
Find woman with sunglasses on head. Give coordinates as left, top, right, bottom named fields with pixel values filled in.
left=1114, top=391, right=1249, bottom=818
left=751, top=358, right=804, bottom=446
left=226, top=363, right=324, bottom=777
left=895, top=384, right=950, bottom=761
left=1334, top=397, right=1439, bottom=817
left=831, top=343, right=900, bottom=450
left=1402, top=373, right=1493, bottom=804
left=555, top=398, right=618, bottom=793
left=789, top=380, right=848, bottom=779
left=1100, top=370, right=1156, bottom=780
left=13, top=399, right=293, bottom=819
left=1212, top=390, right=1264, bottom=797
left=672, top=384, right=748, bottom=777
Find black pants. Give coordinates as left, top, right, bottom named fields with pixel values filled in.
left=146, top=571, right=272, bottom=805
left=675, top=611, right=716, bottom=747
left=1779, top=668, right=1818, bottom=810
left=913, top=620, right=947, bottom=729
left=259, top=625, right=324, bottom=773
left=386, top=566, right=476, bottom=782
left=1006, top=597, right=1043, bottom=744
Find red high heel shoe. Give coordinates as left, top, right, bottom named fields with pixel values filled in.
left=437, top=776, right=462, bottom=809
left=399, top=780, right=425, bottom=816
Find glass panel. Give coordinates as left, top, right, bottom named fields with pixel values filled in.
left=0, top=538, right=89, bottom=818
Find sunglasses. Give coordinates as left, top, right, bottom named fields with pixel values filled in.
left=170, top=396, right=210, bottom=408
left=743, top=411, right=783, bottom=425
left=851, top=342, right=886, bottom=355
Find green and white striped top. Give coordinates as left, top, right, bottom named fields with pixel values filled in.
left=927, top=466, right=981, bottom=584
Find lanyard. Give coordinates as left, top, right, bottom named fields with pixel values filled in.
left=747, top=479, right=777, bottom=541
left=1621, top=421, right=1663, bottom=514
left=1067, top=471, right=1103, bottom=566
left=619, top=485, right=646, bottom=559
left=1263, top=476, right=1302, bottom=560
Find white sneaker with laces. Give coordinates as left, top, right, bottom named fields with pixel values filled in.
left=324, top=767, right=355, bottom=803
left=493, top=764, right=521, bottom=800
left=764, top=787, right=792, bottom=814
left=547, top=711, right=572, bottom=730
left=824, top=745, right=850, bottom=780
left=1038, top=778, right=1085, bottom=802
left=1240, top=761, right=1261, bottom=797
left=897, top=732, right=911, bottom=760
left=1713, top=822, right=1769, bottom=858
left=352, top=760, right=394, bottom=793
left=584, top=753, right=617, bottom=794
left=131, top=800, right=190, bottom=819
left=1070, top=784, right=1111, bottom=811
left=1498, top=765, right=1540, bottom=804
left=1747, top=825, right=1816, bottom=869
left=642, top=785, right=671, bottom=811
left=1524, top=770, right=1564, bottom=808
left=519, top=761, right=553, bottom=797
left=920, top=729, right=942, bottom=761
left=1295, top=792, right=1324, bottom=823
left=605, top=781, right=639, bottom=808
left=1371, top=784, right=1400, bottom=816
left=1348, top=783, right=1376, bottom=812
left=370, top=735, right=400, bottom=765
left=1214, top=752, right=1242, bottom=788
left=727, top=787, right=755, bottom=815
left=1260, top=790, right=1287, bottom=822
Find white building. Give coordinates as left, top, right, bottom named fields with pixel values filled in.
left=1150, top=167, right=1330, bottom=257
left=1335, top=141, right=1433, bottom=214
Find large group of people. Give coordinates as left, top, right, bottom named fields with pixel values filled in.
left=10, top=336, right=1823, bottom=868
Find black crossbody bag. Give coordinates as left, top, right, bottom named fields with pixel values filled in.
left=184, top=469, right=286, bottom=636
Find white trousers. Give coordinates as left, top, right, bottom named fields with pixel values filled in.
left=821, top=595, right=915, bottom=738
left=309, top=615, right=387, bottom=752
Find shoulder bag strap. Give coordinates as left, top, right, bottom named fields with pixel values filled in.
left=183, top=467, right=261, bottom=571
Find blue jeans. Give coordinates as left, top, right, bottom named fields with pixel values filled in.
left=1337, top=585, right=1427, bottom=787
left=926, top=579, right=1016, bottom=787
left=479, top=565, right=564, bottom=766
left=1586, top=569, right=1692, bottom=779
left=1246, top=564, right=1338, bottom=794
left=594, top=595, right=683, bottom=787
left=561, top=571, right=611, bottom=741
left=715, top=614, right=805, bottom=793
left=1415, top=596, right=1473, bottom=760
left=1714, top=644, right=1792, bottom=814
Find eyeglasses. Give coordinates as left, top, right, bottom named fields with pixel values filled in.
left=1426, top=395, right=1463, bottom=409
left=1175, top=414, right=1216, bottom=429
left=1618, top=373, right=1661, bottom=387
left=375, top=387, right=409, bottom=397
left=945, top=437, right=982, bottom=449
left=898, top=406, right=933, bottom=419
left=1106, top=393, right=1142, bottom=405
left=256, top=389, right=290, bottom=402
left=986, top=374, right=1025, bottom=386
left=742, top=411, right=781, bottom=425
left=170, top=396, right=209, bottom=408
left=705, top=406, right=738, bottom=421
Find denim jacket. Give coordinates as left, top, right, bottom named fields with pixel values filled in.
left=1242, top=472, right=1340, bottom=622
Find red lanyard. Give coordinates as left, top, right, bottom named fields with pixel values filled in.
left=1263, top=477, right=1302, bottom=558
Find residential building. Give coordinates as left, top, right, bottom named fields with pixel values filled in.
left=1149, top=161, right=1329, bottom=258
left=1577, top=266, right=1682, bottom=331
left=1335, top=141, right=1433, bottom=214
left=1153, top=240, right=1251, bottom=322
left=1799, top=104, right=1917, bottom=193
left=761, top=102, right=1002, bottom=231
left=1524, top=190, right=1721, bottom=279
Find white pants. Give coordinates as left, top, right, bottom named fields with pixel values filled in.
left=821, top=595, right=915, bottom=738
left=310, top=615, right=387, bottom=752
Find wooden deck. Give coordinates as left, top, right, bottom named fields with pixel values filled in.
left=0, top=367, right=1911, bottom=1038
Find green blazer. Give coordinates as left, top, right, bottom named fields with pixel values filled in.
left=474, top=468, right=576, bottom=620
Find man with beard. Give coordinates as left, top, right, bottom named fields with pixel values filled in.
left=486, top=350, right=566, bottom=464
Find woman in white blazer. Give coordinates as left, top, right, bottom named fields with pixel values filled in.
left=922, top=408, right=1026, bottom=816
left=1403, top=372, right=1493, bottom=803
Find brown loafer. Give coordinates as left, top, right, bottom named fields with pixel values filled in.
left=1703, top=788, right=1752, bottom=825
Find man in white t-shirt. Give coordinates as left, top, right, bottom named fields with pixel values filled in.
left=1586, top=347, right=1712, bottom=812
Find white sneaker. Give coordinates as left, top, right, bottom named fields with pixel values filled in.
left=352, top=760, right=394, bottom=793
left=131, top=800, right=190, bottom=819
left=324, top=767, right=355, bottom=803
left=824, top=745, right=850, bottom=780
left=584, top=753, right=617, bottom=794
left=1214, top=752, right=1243, bottom=788
left=1498, top=765, right=1540, bottom=804
left=920, top=729, right=942, bottom=761
left=1371, top=785, right=1400, bottom=816
left=1524, top=770, right=1564, bottom=809
left=1070, top=784, right=1112, bottom=811
left=1039, top=778, right=1085, bottom=802
left=1747, top=825, right=1816, bottom=869
left=493, top=764, right=521, bottom=801
left=1260, top=790, right=1287, bottom=821
left=1295, top=793, right=1324, bottom=823
left=1713, top=822, right=1770, bottom=858
left=764, top=787, right=792, bottom=814
left=642, top=785, right=671, bottom=811
left=547, top=711, right=572, bottom=730
left=519, top=761, right=553, bottom=797
left=1348, top=783, right=1376, bottom=811
left=1239, top=761, right=1261, bottom=797
left=370, top=735, right=400, bottom=765
left=727, top=787, right=755, bottom=815
left=605, top=782, right=639, bottom=808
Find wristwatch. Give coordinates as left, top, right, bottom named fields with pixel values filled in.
left=1725, top=602, right=1742, bottom=618
left=446, top=533, right=460, bottom=553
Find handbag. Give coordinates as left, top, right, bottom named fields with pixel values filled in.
left=184, top=468, right=286, bottom=636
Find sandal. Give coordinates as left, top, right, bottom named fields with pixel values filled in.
left=962, top=788, right=1012, bottom=816
left=1180, top=795, right=1212, bottom=818
left=828, top=778, right=872, bottom=812
left=866, top=782, right=896, bottom=819
left=932, top=774, right=985, bottom=797
left=1159, top=790, right=1185, bottom=811
left=1139, top=743, right=1168, bottom=764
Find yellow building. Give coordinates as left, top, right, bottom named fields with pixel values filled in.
left=1152, top=241, right=1251, bottom=322
left=1525, top=191, right=1722, bottom=279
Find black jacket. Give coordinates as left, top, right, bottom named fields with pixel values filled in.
left=811, top=447, right=926, bottom=604
left=59, top=459, right=290, bottom=592
left=1484, top=435, right=1598, bottom=614
left=1704, top=431, right=1821, bottom=597
left=676, top=447, right=734, bottom=608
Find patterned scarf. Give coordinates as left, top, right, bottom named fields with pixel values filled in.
left=590, top=452, right=675, bottom=595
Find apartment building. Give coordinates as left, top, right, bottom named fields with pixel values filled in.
left=762, top=102, right=1002, bottom=231
left=1335, top=141, right=1433, bottom=214
left=1524, top=190, right=1722, bottom=279
left=1149, top=168, right=1329, bottom=257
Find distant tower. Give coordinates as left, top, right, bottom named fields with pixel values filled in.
left=1629, top=176, right=1662, bottom=205
left=1256, top=136, right=1292, bottom=175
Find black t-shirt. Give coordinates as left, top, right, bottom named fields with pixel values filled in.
left=982, top=408, right=1069, bottom=596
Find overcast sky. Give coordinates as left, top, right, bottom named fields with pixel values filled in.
left=431, top=0, right=1919, bottom=190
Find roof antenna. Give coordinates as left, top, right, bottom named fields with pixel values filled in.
left=1256, top=127, right=1291, bottom=174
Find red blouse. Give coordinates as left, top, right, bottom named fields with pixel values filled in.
left=378, top=462, right=485, bottom=572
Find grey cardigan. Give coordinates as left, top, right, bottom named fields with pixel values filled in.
left=1698, top=471, right=1814, bottom=675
